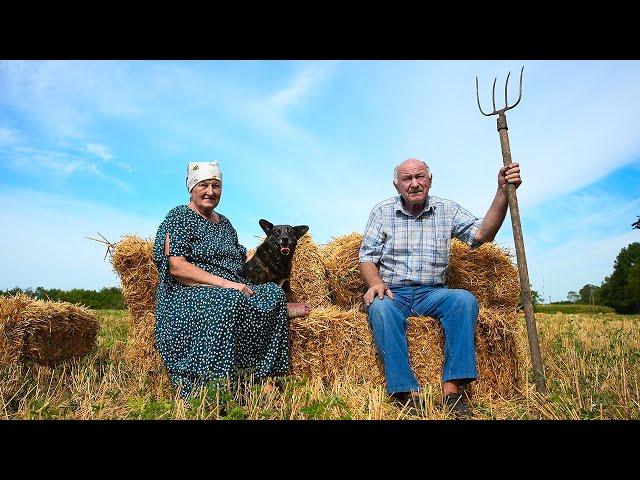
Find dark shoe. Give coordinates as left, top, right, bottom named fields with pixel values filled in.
left=443, top=393, right=473, bottom=419
left=391, top=392, right=424, bottom=417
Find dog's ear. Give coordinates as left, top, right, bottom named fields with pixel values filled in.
left=293, top=225, right=309, bottom=239
left=259, top=219, right=274, bottom=235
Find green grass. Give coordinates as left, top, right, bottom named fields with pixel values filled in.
left=535, top=304, right=615, bottom=314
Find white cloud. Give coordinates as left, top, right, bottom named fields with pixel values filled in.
left=0, top=127, right=20, bottom=147
left=267, top=65, right=328, bottom=108
left=86, top=143, right=113, bottom=161
left=7, top=145, right=131, bottom=190
left=116, top=161, right=133, bottom=173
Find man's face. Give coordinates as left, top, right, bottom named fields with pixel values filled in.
left=394, top=160, right=431, bottom=208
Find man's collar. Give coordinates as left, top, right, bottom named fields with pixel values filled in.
left=395, top=195, right=436, bottom=217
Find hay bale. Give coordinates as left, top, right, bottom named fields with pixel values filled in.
left=0, top=293, right=99, bottom=367
left=286, top=233, right=331, bottom=308
left=322, top=233, right=366, bottom=308
left=122, top=311, right=165, bottom=376
left=289, top=304, right=525, bottom=399
left=111, top=235, right=158, bottom=319
left=322, top=233, right=520, bottom=313
left=447, top=239, right=521, bottom=313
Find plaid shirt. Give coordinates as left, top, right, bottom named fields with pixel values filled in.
left=359, top=195, right=484, bottom=287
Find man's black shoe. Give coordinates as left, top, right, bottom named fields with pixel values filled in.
left=443, top=393, right=473, bottom=419
left=391, top=392, right=424, bottom=417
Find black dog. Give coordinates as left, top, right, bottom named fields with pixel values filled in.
left=243, top=219, right=309, bottom=287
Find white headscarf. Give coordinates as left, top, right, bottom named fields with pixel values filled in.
left=186, top=161, right=223, bottom=193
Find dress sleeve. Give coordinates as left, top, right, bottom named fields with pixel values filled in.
left=163, top=207, right=194, bottom=258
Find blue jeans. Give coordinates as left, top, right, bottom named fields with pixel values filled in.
left=365, top=284, right=479, bottom=395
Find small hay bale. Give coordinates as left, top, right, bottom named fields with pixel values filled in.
left=286, top=233, right=331, bottom=308
left=322, top=233, right=366, bottom=309
left=289, top=304, right=525, bottom=400
left=447, top=239, right=521, bottom=313
left=111, top=235, right=158, bottom=319
left=0, top=293, right=99, bottom=367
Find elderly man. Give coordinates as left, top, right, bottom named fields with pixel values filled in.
left=358, top=158, right=521, bottom=417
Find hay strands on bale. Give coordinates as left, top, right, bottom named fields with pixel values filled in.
left=86, top=232, right=116, bottom=261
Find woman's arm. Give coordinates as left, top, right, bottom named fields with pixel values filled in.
left=164, top=233, right=254, bottom=296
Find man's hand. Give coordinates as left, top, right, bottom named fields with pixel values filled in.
left=498, top=162, right=522, bottom=190
left=363, top=282, right=394, bottom=306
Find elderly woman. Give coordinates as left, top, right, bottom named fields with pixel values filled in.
left=153, top=161, right=310, bottom=398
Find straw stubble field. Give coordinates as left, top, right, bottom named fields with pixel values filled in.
left=0, top=309, right=638, bottom=420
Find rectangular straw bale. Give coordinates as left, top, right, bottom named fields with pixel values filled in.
left=110, top=235, right=158, bottom=320
left=0, top=293, right=99, bottom=367
left=286, top=233, right=331, bottom=308
left=322, top=233, right=367, bottom=308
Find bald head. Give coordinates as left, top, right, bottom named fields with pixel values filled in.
left=393, top=158, right=432, bottom=186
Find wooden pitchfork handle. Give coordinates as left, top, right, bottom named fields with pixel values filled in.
left=476, top=66, right=547, bottom=394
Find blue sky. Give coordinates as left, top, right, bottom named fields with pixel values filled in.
left=1, top=60, right=639, bottom=302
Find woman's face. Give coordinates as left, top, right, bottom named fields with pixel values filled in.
left=190, top=178, right=222, bottom=212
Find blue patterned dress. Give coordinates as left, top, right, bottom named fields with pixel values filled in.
left=153, top=205, right=289, bottom=398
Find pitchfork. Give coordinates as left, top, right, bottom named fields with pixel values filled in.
left=476, top=66, right=547, bottom=394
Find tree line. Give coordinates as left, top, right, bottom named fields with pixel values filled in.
left=0, top=287, right=125, bottom=310
left=539, top=241, right=640, bottom=314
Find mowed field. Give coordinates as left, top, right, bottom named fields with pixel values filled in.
left=1, top=311, right=638, bottom=420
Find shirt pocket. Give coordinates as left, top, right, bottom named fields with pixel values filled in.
left=434, top=236, right=451, bottom=267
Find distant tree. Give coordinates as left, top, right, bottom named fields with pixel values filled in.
left=567, top=291, right=581, bottom=303
left=599, top=242, right=640, bottom=314
left=633, top=216, right=640, bottom=230
left=530, top=289, right=542, bottom=305
left=579, top=284, right=600, bottom=304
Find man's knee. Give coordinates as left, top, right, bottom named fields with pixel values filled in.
left=451, top=289, right=479, bottom=309
left=366, top=296, right=398, bottom=328
left=367, top=295, right=395, bottom=316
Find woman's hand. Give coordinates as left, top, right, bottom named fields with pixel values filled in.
left=227, top=281, right=255, bottom=297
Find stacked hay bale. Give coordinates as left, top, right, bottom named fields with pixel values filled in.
left=111, top=235, right=158, bottom=319
left=286, top=233, right=331, bottom=308
left=0, top=293, right=99, bottom=367
left=322, top=233, right=367, bottom=309
left=302, top=233, right=526, bottom=398
left=110, top=235, right=165, bottom=380
left=447, top=240, right=521, bottom=314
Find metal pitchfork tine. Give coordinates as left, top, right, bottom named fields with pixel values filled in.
left=476, top=65, right=524, bottom=116
left=475, top=66, right=547, bottom=395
